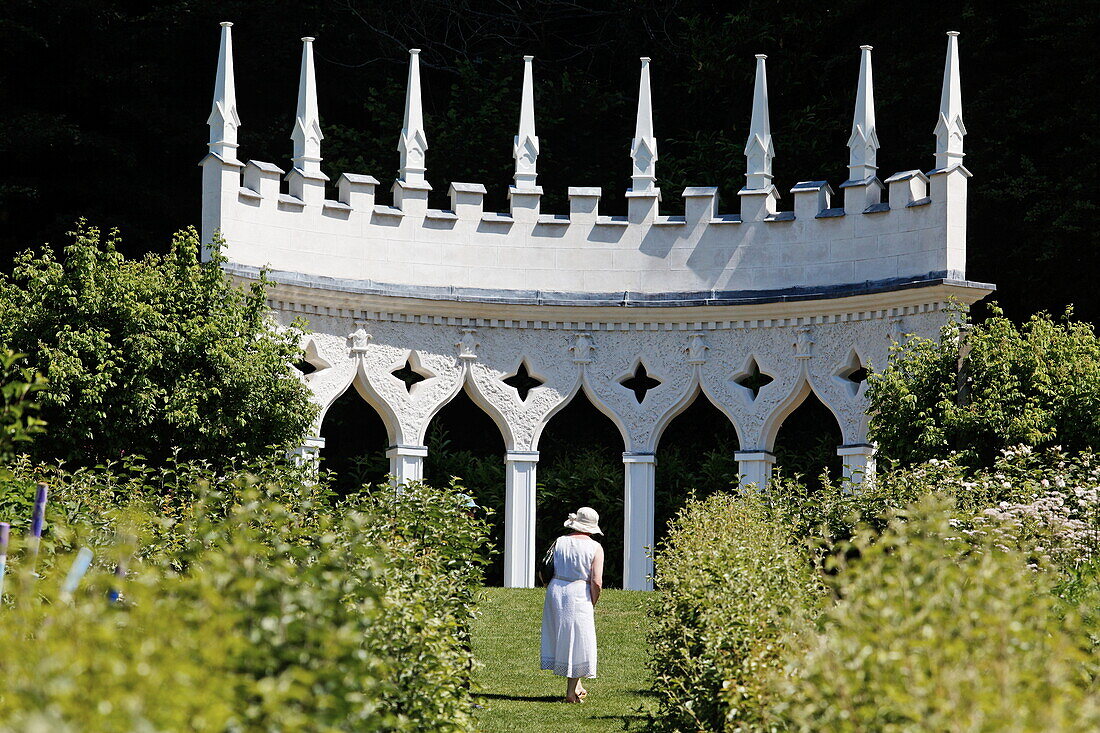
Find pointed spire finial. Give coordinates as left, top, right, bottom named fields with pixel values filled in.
left=513, top=55, right=539, bottom=190
left=207, top=21, right=241, bottom=163
left=934, top=31, right=966, bottom=169
left=744, top=53, right=774, bottom=190
left=399, top=48, right=428, bottom=184
left=847, top=44, right=879, bottom=183
left=291, top=36, right=323, bottom=176
left=630, top=57, right=658, bottom=193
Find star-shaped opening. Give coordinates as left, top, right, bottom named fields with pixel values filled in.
left=733, top=358, right=774, bottom=401
left=620, top=362, right=662, bottom=404
left=392, top=355, right=432, bottom=394
left=294, top=340, right=332, bottom=379
left=836, top=350, right=869, bottom=396
left=503, top=361, right=544, bottom=402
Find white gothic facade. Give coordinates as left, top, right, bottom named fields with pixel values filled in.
left=200, top=24, right=992, bottom=590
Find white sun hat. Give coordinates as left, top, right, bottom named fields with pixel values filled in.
left=564, top=506, right=603, bottom=535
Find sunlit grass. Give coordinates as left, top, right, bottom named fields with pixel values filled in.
left=471, top=587, right=655, bottom=732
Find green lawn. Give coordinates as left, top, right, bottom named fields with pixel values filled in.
left=471, top=587, right=655, bottom=732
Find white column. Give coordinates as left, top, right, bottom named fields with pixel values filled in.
left=623, top=452, right=656, bottom=591
left=386, top=444, right=427, bottom=485
left=290, top=435, right=325, bottom=469
left=504, top=450, right=539, bottom=588
left=837, top=443, right=876, bottom=487
left=736, top=450, right=776, bottom=491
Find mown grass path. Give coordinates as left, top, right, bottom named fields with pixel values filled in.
left=471, top=588, right=655, bottom=732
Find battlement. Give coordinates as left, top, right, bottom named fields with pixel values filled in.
left=203, top=25, right=980, bottom=305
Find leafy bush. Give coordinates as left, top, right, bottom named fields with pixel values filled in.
left=344, top=479, right=493, bottom=730
left=0, top=479, right=391, bottom=731
left=647, top=490, right=826, bottom=732
left=0, top=350, right=46, bottom=465
left=0, top=222, right=316, bottom=467
left=868, top=305, right=1100, bottom=468
left=0, top=464, right=489, bottom=731
left=774, top=497, right=1100, bottom=732
left=766, top=446, right=1100, bottom=579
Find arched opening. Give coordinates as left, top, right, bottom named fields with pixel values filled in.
left=537, top=390, right=626, bottom=587
left=423, top=388, right=507, bottom=584
left=319, top=386, right=391, bottom=496
left=773, top=389, right=843, bottom=489
left=655, top=391, right=740, bottom=548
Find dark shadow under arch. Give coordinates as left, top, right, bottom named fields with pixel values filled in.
left=655, top=390, right=741, bottom=548
left=423, top=387, right=507, bottom=584
left=537, top=390, right=626, bottom=588
left=319, top=386, right=390, bottom=496
left=773, top=389, right=843, bottom=488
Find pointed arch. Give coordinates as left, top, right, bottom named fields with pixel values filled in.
left=760, top=375, right=845, bottom=452
left=575, top=371, right=632, bottom=452
left=649, top=373, right=721, bottom=453
left=319, top=378, right=392, bottom=494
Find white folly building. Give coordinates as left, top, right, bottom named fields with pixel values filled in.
left=201, top=24, right=992, bottom=590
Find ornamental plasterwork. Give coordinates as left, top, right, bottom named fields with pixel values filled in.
left=286, top=307, right=949, bottom=458
left=699, top=326, right=810, bottom=450
left=354, top=321, right=467, bottom=446
left=581, top=329, right=698, bottom=453
left=465, top=327, right=579, bottom=452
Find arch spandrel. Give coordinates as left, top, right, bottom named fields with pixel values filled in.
left=581, top=330, right=699, bottom=453
left=804, top=318, right=917, bottom=445
left=351, top=321, right=466, bottom=447
left=295, top=331, right=359, bottom=435
left=698, top=327, right=809, bottom=450
left=464, top=327, right=580, bottom=452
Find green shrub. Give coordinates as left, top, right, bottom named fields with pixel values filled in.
left=0, top=467, right=489, bottom=731
left=868, top=304, right=1100, bottom=468
left=0, top=547, right=239, bottom=732
left=0, top=222, right=317, bottom=467
left=0, top=452, right=331, bottom=563
left=344, top=479, right=493, bottom=730
left=774, top=497, right=1100, bottom=732
left=647, top=490, right=826, bottom=732
left=0, top=480, right=391, bottom=732
left=0, top=350, right=46, bottom=465
left=766, top=446, right=1100, bottom=580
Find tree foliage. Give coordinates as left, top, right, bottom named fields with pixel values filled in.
left=0, top=222, right=316, bottom=466
left=868, top=305, right=1100, bottom=468
left=0, top=350, right=46, bottom=464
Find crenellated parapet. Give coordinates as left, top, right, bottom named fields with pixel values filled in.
left=202, top=25, right=981, bottom=305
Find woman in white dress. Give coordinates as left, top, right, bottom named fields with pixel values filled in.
left=540, top=506, right=605, bottom=703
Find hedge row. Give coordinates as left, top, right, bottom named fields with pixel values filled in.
left=649, top=450, right=1100, bottom=732
left=0, top=459, right=490, bottom=732
left=647, top=491, right=825, bottom=732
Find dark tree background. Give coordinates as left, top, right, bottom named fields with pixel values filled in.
left=1, top=0, right=1097, bottom=319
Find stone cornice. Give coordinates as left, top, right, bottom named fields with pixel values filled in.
left=234, top=263, right=992, bottom=329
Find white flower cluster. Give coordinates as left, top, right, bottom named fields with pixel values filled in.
left=973, top=485, right=1100, bottom=569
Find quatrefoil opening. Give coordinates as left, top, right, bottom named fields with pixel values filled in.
left=294, top=340, right=332, bottom=379
left=732, top=357, right=775, bottom=401
left=835, top=350, right=869, bottom=397
left=620, top=361, right=662, bottom=404
left=503, top=361, right=545, bottom=402
left=392, top=352, right=434, bottom=395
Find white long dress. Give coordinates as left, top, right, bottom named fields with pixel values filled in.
left=540, top=534, right=599, bottom=678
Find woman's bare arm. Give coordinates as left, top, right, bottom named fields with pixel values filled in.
left=589, top=544, right=604, bottom=607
